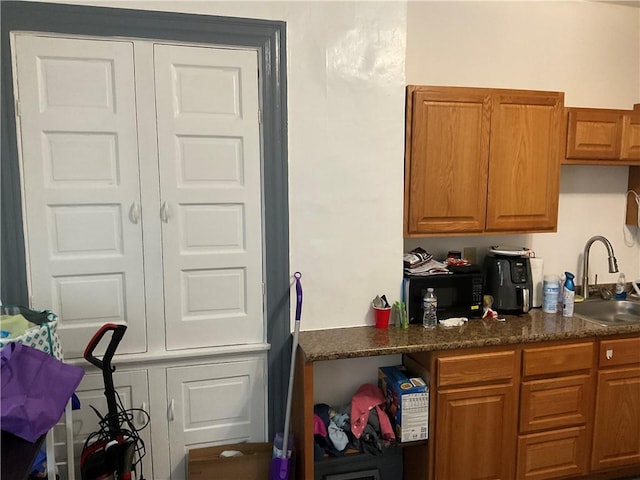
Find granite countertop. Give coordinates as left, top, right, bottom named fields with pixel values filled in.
left=297, top=309, right=640, bottom=362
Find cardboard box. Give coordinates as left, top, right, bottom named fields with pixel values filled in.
left=378, top=365, right=429, bottom=443
left=187, top=442, right=272, bottom=480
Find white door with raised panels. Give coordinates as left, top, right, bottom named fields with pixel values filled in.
left=153, top=44, right=264, bottom=350
left=13, top=34, right=265, bottom=355
left=165, top=358, right=266, bottom=480
left=13, top=35, right=147, bottom=358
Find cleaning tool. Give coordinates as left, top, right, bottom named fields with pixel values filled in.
left=270, top=272, right=303, bottom=480
left=80, top=324, right=149, bottom=480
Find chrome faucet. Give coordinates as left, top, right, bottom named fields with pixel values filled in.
left=582, top=235, right=618, bottom=300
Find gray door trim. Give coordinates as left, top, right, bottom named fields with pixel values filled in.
left=0, top=0, right=290, bottom=439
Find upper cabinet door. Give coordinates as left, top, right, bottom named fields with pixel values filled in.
left=404, top=86, right=491, bottom=236
left=153, top=44, right=264, bottom=350
left=13, top=34, right=147, bottom=358
left=565, top=108, right=625, bottom=160
left=622, top=105, right=640, bottom=160
left=486, top=91, right=564, bottom=232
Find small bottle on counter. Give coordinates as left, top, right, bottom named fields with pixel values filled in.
left=542, top=274, right=559, bottom=314
left=562, top=272, right=575, bottom=317
left=615, top=273, right=627, bottom=300
left=423, top=288, right=438, bottom=329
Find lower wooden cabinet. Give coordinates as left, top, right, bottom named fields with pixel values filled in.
left=591, top=335, right=640, bottom=472
left=429, top=347, right=518, bottom=480
left=293, top=334, right=640, bottom=480
left=591, top=367, right=640, bottom=471
left=435, top=384, right=517, bottom=480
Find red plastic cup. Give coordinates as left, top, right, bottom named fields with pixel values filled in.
left=373, top=306, right=391, bottom=329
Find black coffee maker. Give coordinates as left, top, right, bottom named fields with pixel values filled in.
left=483, top=249, right=532, bottom=314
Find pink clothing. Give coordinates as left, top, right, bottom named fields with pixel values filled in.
left=313, top=413, right=327, bottom=437
left=350, top=383, right=394, bottom=440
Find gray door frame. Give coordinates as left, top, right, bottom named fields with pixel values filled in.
left=0, top=0, right=290, bottom=439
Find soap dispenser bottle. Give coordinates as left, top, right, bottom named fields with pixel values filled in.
left=615, top=273, right=627, bottom=300
left=562, top=272, right=575, bottom=317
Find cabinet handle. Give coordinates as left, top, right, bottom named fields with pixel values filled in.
left=129, top=202, right=141, bottom=224
left=606, top=349, right=613, bottom=360
left=140, top=401, right=147, bottom=424
left=168, top=399, right=175, bottom=421
left=160, top=201, right=170, bottom=223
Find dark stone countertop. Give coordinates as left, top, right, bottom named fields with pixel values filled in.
left=297, top=309, right=640, bottom=362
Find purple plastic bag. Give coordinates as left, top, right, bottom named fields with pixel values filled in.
left=1, top=342, right=84, bottom=442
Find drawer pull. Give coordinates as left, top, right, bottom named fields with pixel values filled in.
left=606, top=349, right=613, bottom=360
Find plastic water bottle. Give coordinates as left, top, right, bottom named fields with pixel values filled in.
left=562, top=272, right=575, bottom=317
left=423, top=288, right=438, bottom=328
left=615, top=273, right=627, bottom=300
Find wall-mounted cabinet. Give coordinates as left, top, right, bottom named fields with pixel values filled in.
left=564, top=105, right=640, bottom=165
left=404, top=86, right=564, bottom=237
left=565, top=108, right=625, bottom=160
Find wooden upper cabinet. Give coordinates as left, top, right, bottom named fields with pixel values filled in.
left=565, top=108, right=624, bottom=160
left=404, top=86, right=491, bottom=235
left=622, top=104, right=640, bottom=160
left=486, top=91, right=563, bottom=232
left=404, top=85, right=563, bottom=237
left=565, top=105, right=640, bottom=165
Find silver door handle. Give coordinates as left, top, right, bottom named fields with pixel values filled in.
left=129, top=202, right=140, bottom=224
left=160, top=201, right=169, bottom=223
left=139, top=401, right=147, bottom=424
left=168, top=399, right=175, bottom=421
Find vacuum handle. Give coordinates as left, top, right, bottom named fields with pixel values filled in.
left=83, top=323, right=127, bottom=371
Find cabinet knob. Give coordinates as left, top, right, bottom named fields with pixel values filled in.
left=605, top=349, right=613, bottom=360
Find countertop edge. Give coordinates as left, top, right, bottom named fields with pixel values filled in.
left=297, top=313, right=640, bottom=363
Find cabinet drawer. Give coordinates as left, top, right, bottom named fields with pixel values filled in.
left=520, top=374, right=592, bottom=433
left=517, top=426, right=588, bottom=480
left=437, top=350, right=516, bottom=387
left=522, top=342, right=593, bottom=378
left=598, top=336, right=640, bottom=368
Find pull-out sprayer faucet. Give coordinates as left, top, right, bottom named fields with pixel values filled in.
left=582, top=235, right=618, bottom=300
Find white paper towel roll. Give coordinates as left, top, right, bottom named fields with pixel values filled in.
left=530, top=257, right=544, bottom=308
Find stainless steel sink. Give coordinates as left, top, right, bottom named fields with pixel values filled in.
left=574, top=299, right=640, bottom=326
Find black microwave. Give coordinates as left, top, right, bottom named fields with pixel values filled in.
left=404, top=270, right=484, bottom=323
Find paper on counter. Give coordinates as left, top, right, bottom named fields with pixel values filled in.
left=439, top=317, right=468, bottom=327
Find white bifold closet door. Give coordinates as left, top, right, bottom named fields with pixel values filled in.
left=13, top=35, right=146, bottom=358
left=153, top=45, right=264, bottom=351
left=14, top=34, right=265, bottom=356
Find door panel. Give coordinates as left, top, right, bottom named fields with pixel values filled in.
left=166, top=359, right=266, bottom=480
left=13, top=34, right=146, bottom=358
left=405, top=86, right=491, bottom=234
left=153, top=44, right=264, bottom=350
left=436, top=384, right=517, bottom=480
left=486, top=92, right=563, bottom=232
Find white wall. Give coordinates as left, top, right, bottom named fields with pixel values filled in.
left=406, top=0, right=640, bottom=289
